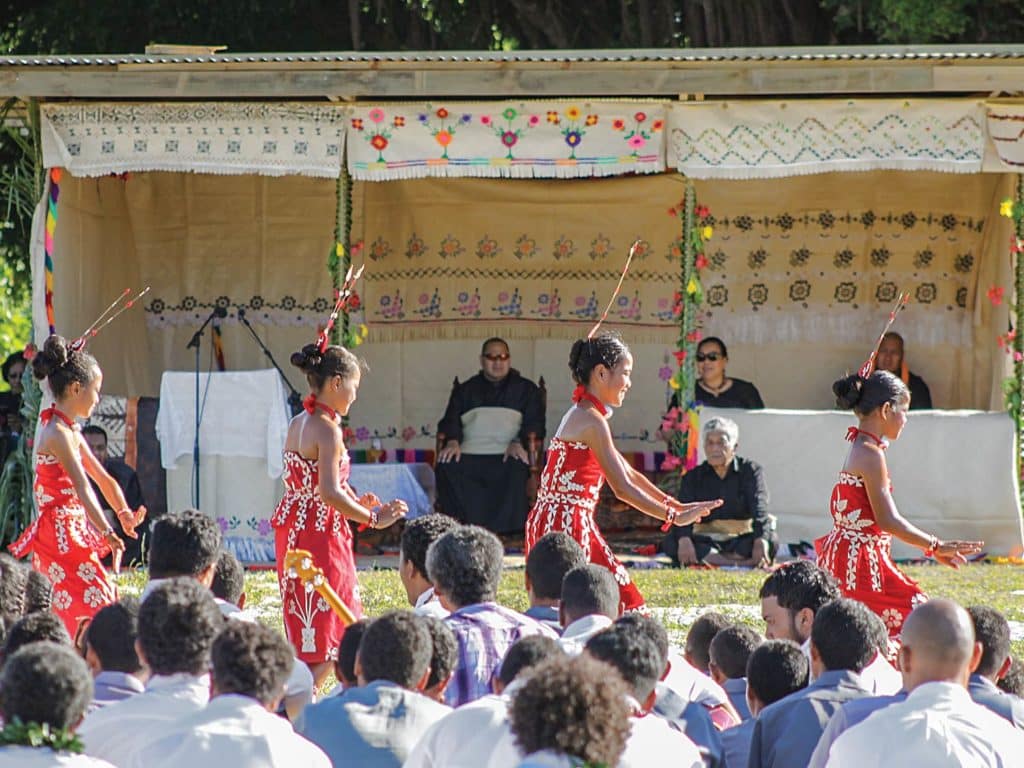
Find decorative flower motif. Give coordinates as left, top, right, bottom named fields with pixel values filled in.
left=369, top=236, right=392, bottom=261
left=634, top=111, right=647, bottom=122
left=818, top=211, right=835, bottom=228
left=734, top=215, right=753, bottom=231
left=501, top=131, right=518, bottom=148
left=553, top=236, right=576, bottom=261
left=461, top=114, right=472, bottom=124
left=502, top=107, right=518, bottom=121
left=660, top=454, right=682, bottom=471
left=368, top=108, right=385, bottom=124
left=480, top=115, right=492, bottom=126
left=350, top=118, right=364, bottom=130
left=589, top=234, right=612, bottom=261
left=789, top=247, right=811, bottom=267
left=658, top=366, right=673, bottom=382
left=435, top=130, right=453, bottom=148
left=652, top=119, right=664, bottom=131
left=528, top=115, right=540, bottom=126
left=355, top=427, right=370, bottom=442
left=748, top=283, right=769, bottom=307
left=861, top=210, right=876, bottom=228
left=834, top=282, right=857, bottom=303
left=881, top=608, right=904, bottom=630
left=565, top=106, right=581, bottom=121
left=77, top=562, right=97, bottom=582
left=748, top=248, right=768, bottom=270
left=776, top=213, right=794, bottom=230
left=405, top=234, right=426, bottom=260
left=436, top=107, right=449, bottom=119
left=695, top=205, right=710, bottom=220
left=370, top=135, right=388, bottom=151
left=515, top=235, right=537, bottom=260
left=627, top=135, right=646, bottom=149
left=900, top=211, right=917, bottom=229
left=257, top=518, right=272, bottom=537
left=48, top=563, right=66, bottom=583
left=565, top=131, right=582, bottom=148
left=988, top=285, right=1005, bottom=306
left=833, top=249, right=855, bottom=269
left=476, top=236, right=500, bottom=259
left=953, top=253, right=974, bottom=273
left=875, top=282, right=899, bottom=303
left=940, top=213, right=957, bottom=231
left=612, top=119, right=626, bottom=131
left=789, top=280, right=811, bottom=302
left=546, top=111, right=560, bottom=124
left=913, top=249, right=934, bottom=268
left=706, top=284, right=728, bottom=306
left=695, top=253, right=708, bottom=270
left=52, top=590, right=72, bottom=611
left=393, top=116, right=405, bottom=127
left=1000, top=199, right=1015, bottom=218
left=915, top=283, right=937, bottom=304
left=672, top=350, right=687, bottom=365
left=83, top=586, right=106, bottom=608
left=870, top=248, right=891, bottom=268
left=217, top=516, right=230, bottom=533
left=701, top=225, right=713, bottom=240
left=585, top=114, right=598, bottom=126
left=439, top=234, right=464, bottom=260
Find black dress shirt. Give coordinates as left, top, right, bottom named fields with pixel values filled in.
left=669, top=456, right=769, bottom=540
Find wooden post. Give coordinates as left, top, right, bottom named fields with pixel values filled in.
left=1015, top=174, right=1024, bottom=504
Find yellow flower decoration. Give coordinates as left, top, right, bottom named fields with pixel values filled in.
left=358, top=323, right=369, bottom=338
left=668, top=376, right=681, bottom=390
left=700, top=225, right=714, bottom=241
left=1000, top=199, right=1015, bottom=218
left=336, top=242, right=345, bottom=257
left=686, top=276, right=699, bottom=296
left=565, top=106, right=581, bottom=121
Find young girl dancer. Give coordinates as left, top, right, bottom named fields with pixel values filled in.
left=526, top=333, right=722, bottom=612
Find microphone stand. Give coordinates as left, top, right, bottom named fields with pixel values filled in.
left=236, top=307, right=304, bottom=416
left=185, top=307, right=225, bottom=507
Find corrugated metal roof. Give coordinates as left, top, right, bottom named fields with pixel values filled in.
left=4, top=45, right=1024, bottom=67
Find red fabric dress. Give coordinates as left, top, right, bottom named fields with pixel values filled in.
left=272, top=448, right=363, bottom=664
left=815, top=430, right=927, bottom=638
left=526, top=436, right=646, bottom=613
left=9, top=453, right=116, bottom=635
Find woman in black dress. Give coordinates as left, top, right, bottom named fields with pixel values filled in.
left=694, top=337, right=764, bottom=409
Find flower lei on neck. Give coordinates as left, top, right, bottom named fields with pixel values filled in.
left=0, top=718, right=84, bottom=753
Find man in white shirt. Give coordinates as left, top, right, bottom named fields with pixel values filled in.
left=131, top=620, right=329, bottom=768
left=583, top=625, right=703, bottom=768
left=826, top=599, right=1024, bottom=767
left=557, top=564, right=620, bottom=655
left=400, top=514, right=459, bottom=618
left=0, top=642, right=115, bottom=768
left=78, top=578, right=224, bottom=766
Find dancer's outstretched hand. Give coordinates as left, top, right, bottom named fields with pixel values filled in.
left=667, top=498, right=723, bottom=528
left=117, top=506, right=146, bottom=539
left=375, top=499, right=408, bottom=528
left=933, top=540, right=984, bottom=569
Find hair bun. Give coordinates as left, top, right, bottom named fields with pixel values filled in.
left=832, top=374, right=865, bottom=410
left=32, top=334, right=69, bottom=380
left=290, top=343, right=323, bottom=374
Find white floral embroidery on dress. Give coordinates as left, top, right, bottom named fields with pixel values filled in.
left=82, top=586, right=106, bottom=608
left=52, top=590, right=73, bottom=611
left=77, top=562, right=98, bottom=582
left=48, top=563, right=66, bottom=583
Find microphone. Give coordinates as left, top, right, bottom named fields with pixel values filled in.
left=212, top=306, right=228, bottom=319
left=237, top=307, right=246, bottom=319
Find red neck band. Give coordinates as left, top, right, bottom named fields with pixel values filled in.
left=572, top=385, right=608, bottom=416
left=303, top=394, right=340, bottom=422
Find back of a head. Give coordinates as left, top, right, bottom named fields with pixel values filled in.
left=1, top=642, right=93, bottom=730
left=401, top=514, right=460, bottom=579
left=832, top=370, right=909, bottom=416
left=560, top=564, right=620, bottom=624
left=85, top=598, right=142, bottom=674
left=212, top=620, right=294, bottom=707
left=0, top=553, right=27, bottom=625
left=138, top=577, right=224, bottom=676
left=686, top=612, right=731, bottom=672
left=746, top=639, right=809, bottom=706
left=23, top=569, right=53, bottom=614
left=810, top=599, right=877, bottom=673
left=335, top=620, right=371, bottom=687
left=421, top=615, right=458, bottom=690
left=358, top=611, right=431, bottom=689
left=498, top=635, right=565, bottom=688
left=210, top=550, right=245, bottom=605
left=567, top=333, right=630, bottom=386
left=710, top=625, right=763, bottom=680
left=615, top=614, right=670, bottom=669
left=998, top=656, right=1024, bottom=697
left=759, top=560, right=840, bottom=613
left=526, top=532, right=586, bottom=601
left=585, top=624, right=663, bottom=703
left=901, top=599, right=976, bottom=686
left=426, top=525, right=503, bottom=608
left=509, top=654, right=631, bottom=767
left=148, top=509, right=222, bottom=579
left=2, top=610, right=70, bottom=659
left=967, top=605, right=1011, bottom=679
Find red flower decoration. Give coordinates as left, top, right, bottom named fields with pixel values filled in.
left=634, top=111, right=647, bottom=123
left=673, top=349, right=687, bottom=365
left=686, top=329, right=702, bottom=343
left=22, top=343, right=36, bottom=361
left=347, top=292, right=361, bottom=311
left=652, top=119, right=664, bottom=131
left=370, top=135, right=389, bottom=151
left=988, top=286, right=1005, bottom=306
left=436, top=107, right=449, bottom=119
left=667, top=207, right=678, bottom=217
left=393, top=116, right=405, bottom=127
left=695, top=205, right=710, bottom=219
left=351, top=118, right=364, bottom=130
left=612, top=118, right=625, bottom=131
left=695, top=254, right=708, bottom=270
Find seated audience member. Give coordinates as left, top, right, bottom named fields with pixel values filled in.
left=297, top=611, right=450, bottom=767
left=82, top=425, right=147, bottom=564
left=400, top=514, right=460, bottom=618
left=759, top=561, right=899, bottom=693
left=708, top=625, right=762, bottom=721
left=999, top=656, right=1024, bottom=697
left=135, top=621, right=330, bottom=768
left=663, top=418, right=776, bottom=568
left=873, top=331, right=932, bottom=410
left=403, top=635, right=565, bottom=768
left=0, top=350, right=25, bottom=437
left=332, top=619, right=370, bottom=693
left=1, top=610, right=71, bottom=664
left=694, top=337, right=764, bottom=409
left=748, top=598, right=873, bottom=768
left=508, top=654, right=631, bottom=768
left=145, top=509, right=221, bottom=593
left=422, top=615, right=459, bottom=704
left=967, top=605, right=1024, bottom=727
left=78, top=578, right=224, bottom=766
left=585, top=625, right=703, bottom=768
left=523, top=532, right=586, bottom=633
left=435, top=338, right=545, bottom=534
left=558, top=564, right=620, bottom=655
left=83, top=599, right=147, bottom=709
left=826, top=599, right=1024, bottom=766
left=22, top=568, right=53, bottom=614
left=427, top=526, right=556, bottom=707
left=0, top=642, right=114, bottom=767
left=210, top=549, right=246, bottom=610
left=685, top=611, right=730, bottom=675
left=727, top=640, right=809, bottom=768
left=0, top=552, right=28, bottom=629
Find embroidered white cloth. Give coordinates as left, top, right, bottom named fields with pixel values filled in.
left=41, top=102, right=347, bottom=178
left=348, top=102, right=666, bottom=180
left=155, top=369, right=289, bottom=478
left=670, top=99, right=986, bottom=179
left=987, top=102, right=1024, bottom=170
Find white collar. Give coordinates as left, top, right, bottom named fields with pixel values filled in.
left=561, top=614, right=613, bottom=640
left=415, top=586, right=438, bottom=609
left=145, top=672, right=210, bottom=692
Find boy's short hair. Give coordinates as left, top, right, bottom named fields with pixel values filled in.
left=746, top=639, right=809, bottom=706
left=525, top=532, right=586, bottom=601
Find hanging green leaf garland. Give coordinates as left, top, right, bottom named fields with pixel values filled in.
left=998, top=175, right=1024, bottom=498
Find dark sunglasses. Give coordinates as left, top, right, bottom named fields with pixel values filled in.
left=696, top=352, right=722, bottom=362
left=483, top=353, right=510, bottom=362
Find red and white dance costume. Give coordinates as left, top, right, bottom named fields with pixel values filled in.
left=272, top=407, right=363, bottom=664
left=815, top=428, right=927, bottom=639
left=525, top=391, right=646, bottom=613
left=9, top=409, right=116, bottom=635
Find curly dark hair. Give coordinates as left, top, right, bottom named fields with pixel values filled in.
left=0, top=642, right=93, bottom=729
left=426, top=526, right=503, bottom=608
left=810, top=598, right=877, bottom=673
left=31, top=334, right=99, bottom=399
left=526, top=532, right=586, bottom=602
left=23, top=569, right=53, bottom=615
left=400, top=514, right=460, bottom=579
left=290, top=343, right=363, bottom=392
left=509, top=654, right=631, bottom=766
left=211, top=549, right=245, bottom=605
left=968, top=605, right=1012, bottom=678
left=138, top=577, right=224, bottom=676
left=998, top=656, right=1024, bottom=697
left=759, top=561, right=840, bottom=614
left=685, top=612, right=731, bottom=673
left=0, top=553, right=27, bottom=627
left=746, top=639, right=809, bottom=706
left=212, top=621, right=294, bottom=706
left=421, top=615, right=458, bottom=690
left=560, top=564, right=619, bottom=624
left=2, top=610, right=70, bottom=660
left=497, top=635, right=564, bottom=688
left=615, top=613, right=670, bottom=668
left=585, top=624, right=663, bottom=702
left=148, top=509, right=223, bottom=578
left=568, top=332, right=630, bottom=386
left=85, top=598, right=142, bottom=674
left=358, top=611, right=432, bottom=689
left=832, top=370, right=909, bottom=416
left=709, top=625, right=763, bottom=680
left=334, top=619, right=371, bottom=686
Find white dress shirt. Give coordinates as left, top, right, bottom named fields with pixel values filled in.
left=857, top=652, right=903, bottom=695
left=827, top=681, right=1024, bottom=767
left=415, top=587, right=450, bottom=619
left=558, top=614, right=613, bottom=656
left=126, top=693, right=331, bottom=768
left=620, top=708, right=703, bottom=768
left=402, top=691, right=519, bottom=768
left=0, top=747, right=115, bottom=767
left=78, top=672, right=210, bottom=766
left=662, top=649, right=729, bottom=707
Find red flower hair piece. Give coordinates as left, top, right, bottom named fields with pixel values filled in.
left=316, top=264, right=365, bottom=353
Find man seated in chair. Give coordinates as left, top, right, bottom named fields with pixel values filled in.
left=435, top=338, right=545, bottom=535
left=661, top=416, right=777, bottom=568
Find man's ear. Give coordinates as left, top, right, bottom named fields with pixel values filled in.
left=354, top=652, right=365, bottom=687
left=997, top=655, right=1013, bottom=682
left=134, top=638, right=149, bottom=670
left=237, top=591, right=247, bottom=610
left=708, top=661, right=727, bottom=685
left=197, top=561, right=216, bottom=589
left=414, top=665, right=432, bottom=692
left=968, top=641, right=984, bottom=675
